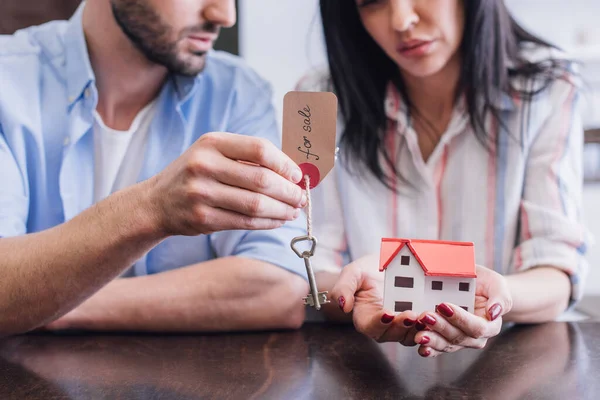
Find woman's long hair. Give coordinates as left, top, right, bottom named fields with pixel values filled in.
left=320, top=0, right=571, bottom=189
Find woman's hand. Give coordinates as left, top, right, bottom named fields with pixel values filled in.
left=330, top=254, right=420, bottom=345
left=413, top=265, right=513, bottom=357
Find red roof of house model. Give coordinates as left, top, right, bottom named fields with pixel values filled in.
left=379, top=238, right=476, bottom=278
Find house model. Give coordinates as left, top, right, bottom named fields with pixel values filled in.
left=379, top=238, right=477, bottom=315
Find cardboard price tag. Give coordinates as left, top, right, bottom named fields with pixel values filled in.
left=282, top=91, right=338, bottom=189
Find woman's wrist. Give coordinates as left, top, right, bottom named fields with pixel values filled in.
left=504, top=267, right=571, bottom=323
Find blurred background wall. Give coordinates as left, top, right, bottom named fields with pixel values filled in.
left=0, top=0, right=239, bottom=54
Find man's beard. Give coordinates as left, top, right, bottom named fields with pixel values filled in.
left=111, top=0, right=219, bottom=76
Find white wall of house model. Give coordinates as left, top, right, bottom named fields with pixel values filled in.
left=381, top=242, right=476, bottom=316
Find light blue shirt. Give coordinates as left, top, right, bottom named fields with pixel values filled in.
left=0, top=5, right=307, bottom=279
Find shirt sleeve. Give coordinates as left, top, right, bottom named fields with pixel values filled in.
left=209, top=77, right=308, bottom=279
left=512, top=76, right=591, bottom=308
left=0, top=124, right=29, bottom=238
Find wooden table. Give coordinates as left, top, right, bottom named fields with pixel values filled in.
left=0, top=320, right=597, bottom=399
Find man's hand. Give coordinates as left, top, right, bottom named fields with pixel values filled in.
left=330, top=254, right=420, bottom=344
left=413, top=266, right=513, bottom=357
left=148, top=132, right=306, bottom=236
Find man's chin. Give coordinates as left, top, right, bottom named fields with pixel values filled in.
left=170, top=56, right=207, bottom=77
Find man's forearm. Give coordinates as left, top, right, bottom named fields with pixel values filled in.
left=52, top=257, right=309, bottom=332
left=504, top=266, right=571, bottom=323
left=0, top=180, right=164, bottom=336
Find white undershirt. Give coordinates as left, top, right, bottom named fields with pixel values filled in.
left=93, top=100, right=157, bottom=203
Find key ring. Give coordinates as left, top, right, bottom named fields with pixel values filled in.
left=290, top=235, right=317, bottom=259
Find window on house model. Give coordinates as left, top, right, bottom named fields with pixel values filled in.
left=395, top=301, right=413, bottom=312
left=400, top=255, right=410, bottom=265
left=461, top=306, right=469, bottom=312
left=459, top=282, right=470, bottom=292
left=395, top=277, right=414, bottom=288
left=432, top=281, right=443, bottom=290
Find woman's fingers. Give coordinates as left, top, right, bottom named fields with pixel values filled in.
left=363, top=310, right=396, bottom=341
left=414, top=330, right=486, bottom=353
left=432, top=303, right=502, bottom=340
left=418, top=346, right=444, bottom=358
left=398, top=317, right=420, bottom=347
left=330, top=263, right=364, bottom=313
left=475, top=265, right=513, bottom=321
left=356, top=311, right=420, bottom=344
left=413, top=304, right=499, bottom=350
left=376, top=312, right=420, bottom=343
left=329, top=261, right=394, bottom=341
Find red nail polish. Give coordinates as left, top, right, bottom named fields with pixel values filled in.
left=403, top=319, right=415, bottom=327
left=437, top=303, right=454, bottom=318
left=421, top=315, right=436, bottom=325
left=415, top=322, right=426, bottom=331
left=338, top=296, right=346, bottom=311
left=423, top=349, right=431, bottom=357
left=488, top=303, right=502, bottom=321
left=381, top=313, right=394, bottom=324
left=420, top=336, right=430, bottom=345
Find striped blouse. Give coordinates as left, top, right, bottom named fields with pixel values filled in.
left=298, top=47, right=591, bottom=307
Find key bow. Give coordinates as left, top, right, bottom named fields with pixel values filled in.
left=290, top=235, right=317, bottom=259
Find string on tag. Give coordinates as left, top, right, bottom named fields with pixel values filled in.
left=304, top=174, right=313, bottom=238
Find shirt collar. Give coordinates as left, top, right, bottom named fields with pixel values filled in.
left=64, top=2, right=95, bottom=107
left=171, top=73, right=202, bottom=103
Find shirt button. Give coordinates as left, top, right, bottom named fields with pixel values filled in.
left=84, top=88, right=91, bottom=99
left=63, top=137, right=71, bottom=146
left=68, top=96, right=75, bottom=103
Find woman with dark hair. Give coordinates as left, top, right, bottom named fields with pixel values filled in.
left=300, top=0, right=590, bottom=357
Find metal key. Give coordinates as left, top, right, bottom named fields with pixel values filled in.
left=291, top=235, right=329, bottom=310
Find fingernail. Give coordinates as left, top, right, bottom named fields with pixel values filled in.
left=489, top=303, right=502, bottom=321
left=436, top=303, right=454, bottom=318
left=415, top=322, right=426, bottom=331
left=338, top=296, right=346, bottom=311
left=422, top=349, right=431, bottom=357
left=381, top=313, right=394, bottom=324
left=420, top=336, right=430, bottom=345
left=292, top=209, right=301, bottom=219
left=403, top=319, right=415, bottom=327
left=292, top=169, right=303, bottom=183
left=421, top=315, right=436, bottom=325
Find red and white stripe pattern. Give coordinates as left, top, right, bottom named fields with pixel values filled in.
left=300, top=49, right=590, bottom=307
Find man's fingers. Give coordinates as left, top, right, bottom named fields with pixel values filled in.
left=191, top=205, right=287, bottom=233
left=199, top=180, right=301, bottom=221
left=206, top=133, right=303, bottom=183
left=215, top=158, right=306, bottom=209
